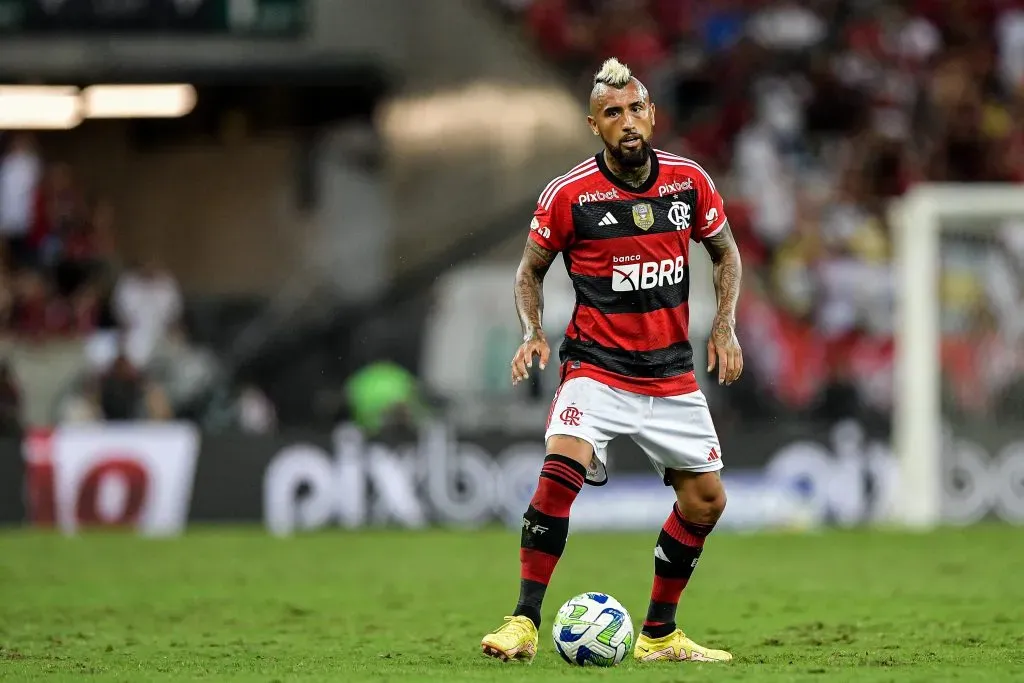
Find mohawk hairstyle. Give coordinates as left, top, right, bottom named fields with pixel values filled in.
left=593, top=57, right=633, bottom=88
left=591, top=57, right=648, bottom=103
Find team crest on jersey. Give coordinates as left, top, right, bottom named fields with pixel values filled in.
left=668, top=201, right=691, bottom=230
left=632, top=203, right=655, bottom=231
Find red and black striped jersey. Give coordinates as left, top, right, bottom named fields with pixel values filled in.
left=529, top=149, right=727, bottom=397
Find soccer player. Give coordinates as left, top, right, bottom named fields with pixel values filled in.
left=480, top=57, right=743, bottom=664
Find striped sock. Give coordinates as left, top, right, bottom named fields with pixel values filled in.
left=512, top=454, right=586, bottom=628
left=642, top=504, right=715, bottom=639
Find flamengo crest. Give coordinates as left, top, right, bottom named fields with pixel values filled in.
left=668, top=201, right=691, bottom=230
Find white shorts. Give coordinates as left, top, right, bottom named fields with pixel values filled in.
left=544, top=376, right=723, bottom=486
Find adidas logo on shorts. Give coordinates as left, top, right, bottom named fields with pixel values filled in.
left=598, top=212, right=618, bottom=226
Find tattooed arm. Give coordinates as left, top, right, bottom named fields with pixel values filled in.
left=703, top=221, right=744, bottom=385
left=511, top=239, right=558, bottom=386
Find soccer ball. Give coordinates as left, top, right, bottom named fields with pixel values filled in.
left=551, top=592, right=634, bottom=666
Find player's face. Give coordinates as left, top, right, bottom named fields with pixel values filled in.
left=588, top=82, right=655, bottom=169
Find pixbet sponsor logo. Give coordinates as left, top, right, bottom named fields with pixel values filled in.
left=578, top=188, right=620, bottom=205
left=658, top=179, right=693, bottom=196
left=263, top=423, right=546, bottom=534
left=611, top=256, right=687, bottom=292
left=764, top=419, right=1024, bottom=526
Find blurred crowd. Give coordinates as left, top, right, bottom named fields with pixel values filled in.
left=0, top=133, right=113, bottom=339
left=501, top=0, right=1024, bottom=425
left=0, top=132, right=276, bottom=433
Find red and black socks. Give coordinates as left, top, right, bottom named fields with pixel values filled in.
left=642, top=504, right=715, bottom=639
left=513, top=454, right=586, bottom=628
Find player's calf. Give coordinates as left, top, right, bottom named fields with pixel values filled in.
left=642, top=470, right=726, bottom=640
left=512, top=453, right=587, bottom=628
left=482, top=453, right=588, bottom=662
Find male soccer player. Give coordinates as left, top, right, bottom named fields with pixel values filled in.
left=480, top=57, right=743, bottom=664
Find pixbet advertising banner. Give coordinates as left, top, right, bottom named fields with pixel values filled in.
left=9, top=419, right=1024, bottom=533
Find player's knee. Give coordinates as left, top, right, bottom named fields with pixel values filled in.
left=706, top=487, right=727, bottom=520
left=545, top=435, right=594, bottom=469
left=683, top=491, right=725, bottom=525
left=673, top=472, right=726, bottom=524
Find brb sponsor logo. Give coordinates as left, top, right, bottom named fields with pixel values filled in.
left=578, top=188, right=619, bottom=205
left=611, top=256, right=687, bottom=292
left=657, top=179, right=693, bottom=196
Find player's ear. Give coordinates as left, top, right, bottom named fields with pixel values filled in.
left=587, top=115, right=599, bottom=136
left=649, top=102, right=656, bottom=128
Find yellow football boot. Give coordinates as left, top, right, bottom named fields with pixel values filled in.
left=480, top=616, right=538, bottom=662
left=634, top=629, right=733, bottom=663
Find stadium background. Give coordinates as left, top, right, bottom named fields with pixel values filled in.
left=0, top=1, right=1023, bottom=680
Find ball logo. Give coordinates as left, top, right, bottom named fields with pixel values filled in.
left=611, top=256, right=687, bottom=292
left=578, top=189, right=620, bottom=205
left=560, top=406, right=583, bottom=426
left=667, top=201, right=691, bottom=230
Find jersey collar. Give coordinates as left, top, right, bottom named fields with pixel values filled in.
left=594, top=148, right=660, bottom=195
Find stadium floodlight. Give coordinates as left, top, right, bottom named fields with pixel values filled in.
left=82, top=84, right=198, bottom=119
left=889, top=184, right=1024, bottom=529
left=0, top=86, right=82, bottom=129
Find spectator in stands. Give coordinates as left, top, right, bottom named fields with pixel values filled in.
left=62, top=345, right=174, bottom=422
left=9, top=267, right=67, bottom=338
left=32, top=162, right=87, bottom=271
left=111, top=257, right=183, bottom=369
left=0, top=133, right=42, bottom=271
left=237, top=383, right=277, bottom=434
left=98, top=349, right=172, bottom=421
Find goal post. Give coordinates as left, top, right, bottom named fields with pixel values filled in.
left=890, top=184, right=1024, bottom=529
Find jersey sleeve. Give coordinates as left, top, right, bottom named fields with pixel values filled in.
left=529, top=185, right=574, bottom=252
left=693, top=170, right=727, bottom=242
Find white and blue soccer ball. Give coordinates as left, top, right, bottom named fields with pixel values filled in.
left=551, top=592, right=634, bottom=666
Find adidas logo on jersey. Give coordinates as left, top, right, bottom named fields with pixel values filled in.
left=598, top=212, right=618, bottom=226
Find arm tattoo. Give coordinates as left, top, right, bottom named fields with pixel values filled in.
left=703, top=221, right=742, bottom=332
left=515, top=240, right=557, bottom=339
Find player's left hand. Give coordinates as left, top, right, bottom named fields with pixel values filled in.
left=707, top=316, right=743, bottom=386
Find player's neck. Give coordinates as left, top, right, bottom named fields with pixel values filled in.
left=603, top=149, right=651, bottom=189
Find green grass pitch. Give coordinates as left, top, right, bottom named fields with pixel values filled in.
left=1, top=525, right=1022, bottom=682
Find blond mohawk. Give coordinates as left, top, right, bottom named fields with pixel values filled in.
left=593, top=58, right=632, bottom=88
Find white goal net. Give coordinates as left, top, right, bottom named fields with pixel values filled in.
left=891, top=184, right=1024, bottom=529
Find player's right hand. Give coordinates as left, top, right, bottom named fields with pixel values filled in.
left=511, top=333, right=550, bottom=386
